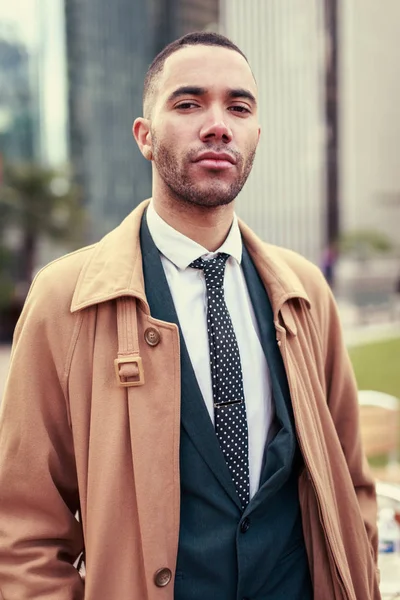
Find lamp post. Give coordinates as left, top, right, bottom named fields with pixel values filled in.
left=324, top=0, right=340, bottom=248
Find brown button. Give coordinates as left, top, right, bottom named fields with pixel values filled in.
left=154, top=567, right=172, bottom=587
left=144, top=327, right=161, bottom=346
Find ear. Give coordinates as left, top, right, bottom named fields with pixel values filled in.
left=132, top=118, right=153, bottom=161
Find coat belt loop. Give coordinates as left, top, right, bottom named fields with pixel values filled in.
left=114, top=297, right=145, bottom=387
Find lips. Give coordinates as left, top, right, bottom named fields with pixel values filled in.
left=194, top=152, right=236, bottom=165
left=193, top=152, right=237, bottom=171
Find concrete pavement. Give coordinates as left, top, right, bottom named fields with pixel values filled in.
left=337, top=299, right=400, bottom=346
left=343, top=320, right=400, bottom=347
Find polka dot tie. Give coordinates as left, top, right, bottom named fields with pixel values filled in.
left=190, top=253, right=250, bottom=509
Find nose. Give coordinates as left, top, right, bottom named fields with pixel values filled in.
left=199, top=108, right=233, bottom=144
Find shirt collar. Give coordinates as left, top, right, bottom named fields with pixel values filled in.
left=146, top=201, right=242, bottom=270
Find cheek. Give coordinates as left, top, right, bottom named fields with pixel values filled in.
left=233, top=124, right=259, bottom=150
left=155, top=124, right=187, bottom=156
left=244, top=131, right=260, bottom=155
left=167, top=116, right=199, bottom=143
left=246, top=126, right=260, bottom=145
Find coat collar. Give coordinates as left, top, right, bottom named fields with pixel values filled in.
left=71, top=199, right=311, bottom=323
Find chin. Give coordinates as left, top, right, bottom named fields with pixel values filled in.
left=169, top=178, right=241, bottom=208
left=187, top=194, right=236, bottom=208
left=198, top=181, right=238, bottom=201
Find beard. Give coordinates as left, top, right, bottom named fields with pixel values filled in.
left=151, top=132, right=257, bottom=208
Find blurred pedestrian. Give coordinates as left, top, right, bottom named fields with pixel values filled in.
left=391, top=267, right=400, bottom=320
left=0, top=32, right=380, bottom=599
left=321, top=243, right=337, bottom=288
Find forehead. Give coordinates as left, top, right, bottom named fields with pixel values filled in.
left=158, top=45, right=257, bottom=101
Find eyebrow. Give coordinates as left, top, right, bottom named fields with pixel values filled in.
left=167, top=85, right=257, bottom=106
left=228, top=88, right=257, bottom=106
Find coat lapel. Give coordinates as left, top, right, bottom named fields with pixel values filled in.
left=140, top=212, right=241, bottom=509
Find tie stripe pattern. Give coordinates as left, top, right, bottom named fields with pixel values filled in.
left=190, top=253, right=250, bottom=509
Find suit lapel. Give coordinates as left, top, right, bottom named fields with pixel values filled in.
left=140, top=212, right=241, bottom=509
left=241, top=243, right=296, bottom=492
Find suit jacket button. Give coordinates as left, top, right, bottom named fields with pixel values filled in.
left=144, top=327, right=161, bottom=346
left=240, top=517, right=250, bottom=533
left=154, top=567, right=172, bottom=587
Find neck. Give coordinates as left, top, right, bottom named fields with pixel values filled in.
left=152, top=194, right=235, bottom=252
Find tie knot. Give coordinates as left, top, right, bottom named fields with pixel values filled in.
left=190, top=253, right=229, bottom=289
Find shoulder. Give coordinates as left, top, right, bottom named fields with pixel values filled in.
left=267, top=244, right=323, bottom=278
left=260, top=243, right=340, bottom=344
left=15, top=244, right=97, bottom=343
left=9, top=244, right=99, bottom=388
left=263, top=242, right=329, bottom=299
left=239, top=219, right=327, bottom=301
left=29, top=244, right=96, bottom=306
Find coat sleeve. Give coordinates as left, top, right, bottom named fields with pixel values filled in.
left=320, top=283, right=379, bottom=564
left=0, top=274, right=85, bottom=599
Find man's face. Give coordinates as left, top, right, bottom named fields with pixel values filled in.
left=148, top=45, right=260, bottom=208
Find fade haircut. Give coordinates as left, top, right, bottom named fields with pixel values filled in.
left=143, top=31, right=249, bottom=118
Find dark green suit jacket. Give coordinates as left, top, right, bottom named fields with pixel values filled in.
left=140, top=213, right=312, bottom=600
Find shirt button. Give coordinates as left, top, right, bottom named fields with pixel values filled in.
left=240, top=517, right=250, bottom=533
left=144, top=327, right=161, bottom=346
left=154, top=567, right=172, bottom=587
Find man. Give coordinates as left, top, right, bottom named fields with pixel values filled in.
left=0, top=32, right=380, bottom=600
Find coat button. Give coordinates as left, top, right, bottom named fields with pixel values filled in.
left=154, top=567, right=172, bottom=587
left=144, top=327, right=161, bottom=346
left=240, top=517, right=250, bottom=533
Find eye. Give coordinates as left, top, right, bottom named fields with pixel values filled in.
left=229, top=105, right=251, bottom=114
left=175, top=101, right=200, bottom=110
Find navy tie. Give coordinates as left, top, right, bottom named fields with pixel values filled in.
left=190, top=253, right=250, bottom=509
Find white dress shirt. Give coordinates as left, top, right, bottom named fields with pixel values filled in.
left=146, top=202, right=274, bottom=498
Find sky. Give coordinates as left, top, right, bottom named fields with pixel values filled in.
left=0, top=0, right=38, bottom=45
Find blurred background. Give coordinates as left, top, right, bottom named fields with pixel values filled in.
left=0, top=0, right=399, bottom=331
left=0, top=0, right=399, bottom=593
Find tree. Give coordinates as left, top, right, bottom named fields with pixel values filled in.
left=0, top=162, right=85, bottom=284
left=339, top=229, right=394, bottom=260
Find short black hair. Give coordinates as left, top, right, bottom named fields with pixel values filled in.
left=143, top=31, right=249, bottom=118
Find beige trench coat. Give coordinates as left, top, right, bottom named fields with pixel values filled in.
left=0, top=200, right=380, bottom=599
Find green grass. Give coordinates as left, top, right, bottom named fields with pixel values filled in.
left=348, top=337, right=400, bottom=467
left=348, top=337, right=400, bottom=399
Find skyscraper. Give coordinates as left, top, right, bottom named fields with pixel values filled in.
left=65, top=0, right=218, bottom=242
left=64, top=0, right=152, bottom=241
left=0, top=22, right=38, bottom=163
